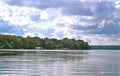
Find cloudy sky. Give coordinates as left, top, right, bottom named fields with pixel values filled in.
left=0, top=0, right=120, bottom=45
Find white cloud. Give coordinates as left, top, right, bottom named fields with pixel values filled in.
left=115, top=0, right=120, bottom=9
left=79, top=34, right=120, bottom=45
left=0, top=5, right=41, bottom=26
left=98, top=20, right=106, bottom=28
left=40, top=11, right=49, bottom=20
left=0, top=0, right=120, bottom=45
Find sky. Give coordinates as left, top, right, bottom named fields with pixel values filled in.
left=0, top=0, right=120, bottom=45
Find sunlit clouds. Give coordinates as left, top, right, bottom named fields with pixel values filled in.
left=0, top=0, right=120, bottom=45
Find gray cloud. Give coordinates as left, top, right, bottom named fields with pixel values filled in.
left=73, top=23, right=120, bottom=35
left=94, top=24, right=120, bottom=35
left=62, top=2, right=94, bottom=16
left=4, top=0, right=116, bottom=16
left=58, top=1, right=115, bottom=16
left=94, top=1, right=116, bottom=21
left=4, top=0, right=69, bottom=9
left=1, top=0, right=120, bottom=45
left=96, top=1, right=115, bottom=14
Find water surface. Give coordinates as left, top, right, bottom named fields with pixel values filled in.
left=0, top=50, right=120, bottom=76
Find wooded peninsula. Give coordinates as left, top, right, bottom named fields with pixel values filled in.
left=0, top=34, right=91, bottom=50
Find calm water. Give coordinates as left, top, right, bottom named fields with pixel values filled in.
left=0, top=50, right=120, bottom=76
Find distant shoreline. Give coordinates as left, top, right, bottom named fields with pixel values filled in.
left=91, top=45, right=120, bottom=50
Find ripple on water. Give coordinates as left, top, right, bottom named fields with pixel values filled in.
left=0, top=50, right=120, bottom=76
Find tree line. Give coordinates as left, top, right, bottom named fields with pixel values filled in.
left=0, top=34, right=91, bottom=50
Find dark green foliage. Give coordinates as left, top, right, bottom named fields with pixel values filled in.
left=0, top=34, right=91, bottom=50
left=0, top=51, right=22, bottom=56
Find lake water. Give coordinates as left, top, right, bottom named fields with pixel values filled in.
left=0, top=50, right=120, bottom=76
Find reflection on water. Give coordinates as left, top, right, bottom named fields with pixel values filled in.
left=0, top=50, right=120, bottom=76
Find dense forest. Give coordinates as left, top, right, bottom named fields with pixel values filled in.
left=0, top=34, right=91, bottom=50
